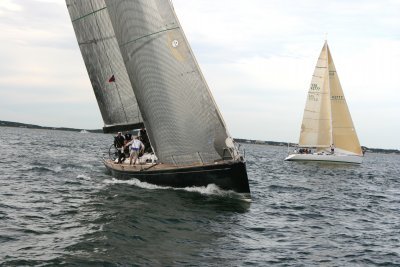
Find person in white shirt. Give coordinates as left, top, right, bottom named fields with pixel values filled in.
left=125, top=136, right=145, bottom=165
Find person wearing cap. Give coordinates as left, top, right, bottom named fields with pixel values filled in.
left=114, top=132, right=126, bottom=163
left=125, top=136, right=145, bottom=165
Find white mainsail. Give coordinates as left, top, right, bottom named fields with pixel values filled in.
left=298, top=41, right=362, bottom=156
left=299, top=42, right=332, bottom=149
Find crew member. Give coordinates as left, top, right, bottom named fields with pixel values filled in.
left=114, top=132, right=125, bottom=164
left=125, top=136, right=145, bottom=165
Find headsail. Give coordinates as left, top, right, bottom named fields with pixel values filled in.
left=299, top=41, right=362, bottom=155
left=104, top=0, right=237, bottom=165
left=327, top=45, right=362, bottom=155
left=66, top=0, right=143, bottom=133
left=299, top=41, right=332, bottom=148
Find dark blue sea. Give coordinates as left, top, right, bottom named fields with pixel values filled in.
left=1, top=126, right=399, bottom=266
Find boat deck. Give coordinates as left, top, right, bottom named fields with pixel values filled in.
left=103, top=159, right=225, bottom=172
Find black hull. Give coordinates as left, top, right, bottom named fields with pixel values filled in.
left=103, top=160, right=250, bottom=194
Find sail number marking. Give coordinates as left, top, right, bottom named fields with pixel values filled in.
left=308, top=93, right=319, bottom=101
left=308, top=84, right=320, bottom=101
left=331, top=95, right=345, bottom=100
left=310, top=83, right=320, bottom=91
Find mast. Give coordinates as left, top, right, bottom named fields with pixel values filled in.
left=326, top=42, right=334, bottom=147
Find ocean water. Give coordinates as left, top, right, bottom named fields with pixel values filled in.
left=0, top=126, right=399, bottom=266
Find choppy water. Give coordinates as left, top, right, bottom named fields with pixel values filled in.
left=0, top=127, right=399, bottom=266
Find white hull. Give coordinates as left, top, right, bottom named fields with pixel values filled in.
left=284, top=153, right=363, bottom=164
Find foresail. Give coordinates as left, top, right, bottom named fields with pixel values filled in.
left=299, top=42, right=332, bottom=148
left=66, top=0, right=143, bottom=133
left=327, top=46, right=363, bottom=155
left=104, top=0, right=235, bottom=165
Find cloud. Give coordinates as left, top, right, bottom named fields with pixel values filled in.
left=0, top=0, right=22, bottom=14
left=0, top=0, right=399, bottom=148
left=0, top=0, right=102, bottom=128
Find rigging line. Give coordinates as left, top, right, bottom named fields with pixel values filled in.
left=89, top=2, right=130, bottom=124
left=121, top=26, right=180, bottom=47
left=71, top=7, right=107, bottom=23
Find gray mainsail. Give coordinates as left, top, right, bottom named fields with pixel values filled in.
left=66, top=0, right=143, bottom=133
left=104, top=0, right=237, bottom=165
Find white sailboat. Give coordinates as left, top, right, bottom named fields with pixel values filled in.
left=285, top=41, right=363, bottom=164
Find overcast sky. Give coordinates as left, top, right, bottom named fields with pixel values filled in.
left=0, top=0, right=399, bottom=149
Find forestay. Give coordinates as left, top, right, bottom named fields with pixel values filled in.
left=66, top=0, right=143, bottom=133
left=104, top=0, right=236, bottom=165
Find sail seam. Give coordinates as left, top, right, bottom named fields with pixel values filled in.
left=71, top=7, right=107, bottom=23
left=121, top=27, right=180, bottom=47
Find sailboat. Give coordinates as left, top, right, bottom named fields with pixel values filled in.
left=66, top=0, right=250, bottom=193
left=285, top=41, right=363, bottom=164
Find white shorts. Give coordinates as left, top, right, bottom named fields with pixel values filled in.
left=130, top=150, right=139, bottom=157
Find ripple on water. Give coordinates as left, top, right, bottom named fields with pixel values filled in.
left=1, top=128, right=400, bottom=266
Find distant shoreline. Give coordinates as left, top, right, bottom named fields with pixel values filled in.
left=234, top=139, right=399, bottom=155
left=1, top=120, right=398, bottom=155
left=0, top=120, right=103, bottom=134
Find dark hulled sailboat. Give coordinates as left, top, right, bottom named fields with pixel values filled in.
left=66, top=0, right=250, bottom=194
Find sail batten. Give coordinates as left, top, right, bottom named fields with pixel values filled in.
left=71, top=7, right=107, bottom=22
left=121, top=26, right=180, bottom=47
